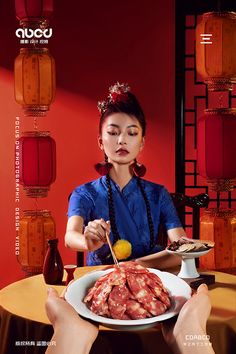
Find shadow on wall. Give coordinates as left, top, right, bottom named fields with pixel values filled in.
left=0, top=0, right=176, bottom=287
left=0, top=0, right=174, bottom=107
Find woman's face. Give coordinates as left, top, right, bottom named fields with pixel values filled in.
left=99, top=113, right=145, bottom=164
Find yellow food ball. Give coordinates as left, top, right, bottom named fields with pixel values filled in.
left=113, top=240, right=132, bottom=260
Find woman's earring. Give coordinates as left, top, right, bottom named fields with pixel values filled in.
left=132, top=159, right=146, bottom=177
left=94, top=154, right=112, bottom=176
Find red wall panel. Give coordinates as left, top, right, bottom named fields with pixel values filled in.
left=0, top=0, right=175, bottom=288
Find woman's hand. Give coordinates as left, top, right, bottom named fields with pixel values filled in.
left=45, top=287, right=98, bottom=354
left=84, top=219, right=110, bottom=251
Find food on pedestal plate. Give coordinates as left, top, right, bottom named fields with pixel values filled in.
left=167, top=237, right=214, bottom=253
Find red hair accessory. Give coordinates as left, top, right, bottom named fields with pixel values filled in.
left=97, top=82, right=130, bottom=115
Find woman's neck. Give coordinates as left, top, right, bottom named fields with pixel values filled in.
left=109, top=164, right=133, bottom=190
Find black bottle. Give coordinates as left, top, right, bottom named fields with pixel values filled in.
left=43, top=238, right=63, bottom=285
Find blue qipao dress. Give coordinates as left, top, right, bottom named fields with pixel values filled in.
left=67, top=176, right=182, bottom=265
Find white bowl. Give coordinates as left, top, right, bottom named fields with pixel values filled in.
left=166, top=248, right=212, bottom=278
left=166, top=248, right=211, bottom=258
left=65, top=268, right=191, bottom=330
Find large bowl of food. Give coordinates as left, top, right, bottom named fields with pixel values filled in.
left=65, top=262, right=191, bottom=330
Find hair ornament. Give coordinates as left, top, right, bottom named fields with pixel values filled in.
left=97, top=100, right=107, bottom=114
left=97, top=82, right=131, bottom=114
left=109, top=82, right=130, bottom=96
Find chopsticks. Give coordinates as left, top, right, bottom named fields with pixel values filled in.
left=105, top=232, right=120, bottom=268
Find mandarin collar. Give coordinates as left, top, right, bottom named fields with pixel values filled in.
left=101, top=175, right=138, bottom=195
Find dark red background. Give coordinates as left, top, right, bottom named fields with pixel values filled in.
left=0, top=0, right=175, bottom=288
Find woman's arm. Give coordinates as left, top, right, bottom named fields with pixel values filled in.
left=65, top=216, right=109, bottom=252
left=136, top=249, right=181, bottom=269
left=65, top=215, right=88, bottom=251
left=167, top=226, right=186, bottom=242
left=135, top=227, right=185, bottom=269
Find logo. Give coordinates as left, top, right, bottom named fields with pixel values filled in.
left=200, top=33, right=212, bottom=45
left=15, top=28, right=52, bottom=39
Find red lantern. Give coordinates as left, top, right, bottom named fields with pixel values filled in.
left=17, top=210, right=56, bottom=276
left=196, top=11, right=236, bottom=91
left=18, top=131, right=56, bottom=197
left=14, top=48, right=56, bottom=117
left=197, top=108, right=236, bottom=191
left=200, top=208, right=236, bottom=271
left=15, top=0, right=53, bottom=28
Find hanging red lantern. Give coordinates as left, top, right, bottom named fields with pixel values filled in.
left=200, top=208, right=236, bottom=271
left=17, top=210, right=56, bottom=276
left=197, top=108, right=236, bottom=191
left=14, top=48, right=56, bottom=117
left=18, top=131, right=56, bottom=197
left=196, top=11, right=236, bottom=91
left=15, top=0, right=54, bottom=28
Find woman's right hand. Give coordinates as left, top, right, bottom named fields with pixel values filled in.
left=84, top=219, right=110, bottom=251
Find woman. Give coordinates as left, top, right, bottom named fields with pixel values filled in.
left=65, top=82, right=186, bottom=267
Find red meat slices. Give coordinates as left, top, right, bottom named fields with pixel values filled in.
left=95, top=301, right=110, bottom=317
left=126, top=273, right=167, bottom=316
left=126, top=300, right=151, bottom=319
left=84, top=272, right=111, bottom=303
left=119, top=261, right=149, bottom=273
left=83, top=262, right=171, bottom=320
left=108, top=284, right=131, bottom=319
left=89, top=268, right=126, bottom=314
left=137, top=273, right=171, bottom=308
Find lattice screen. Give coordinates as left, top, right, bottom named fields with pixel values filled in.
left=175, top=6, right=236, bottom=236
